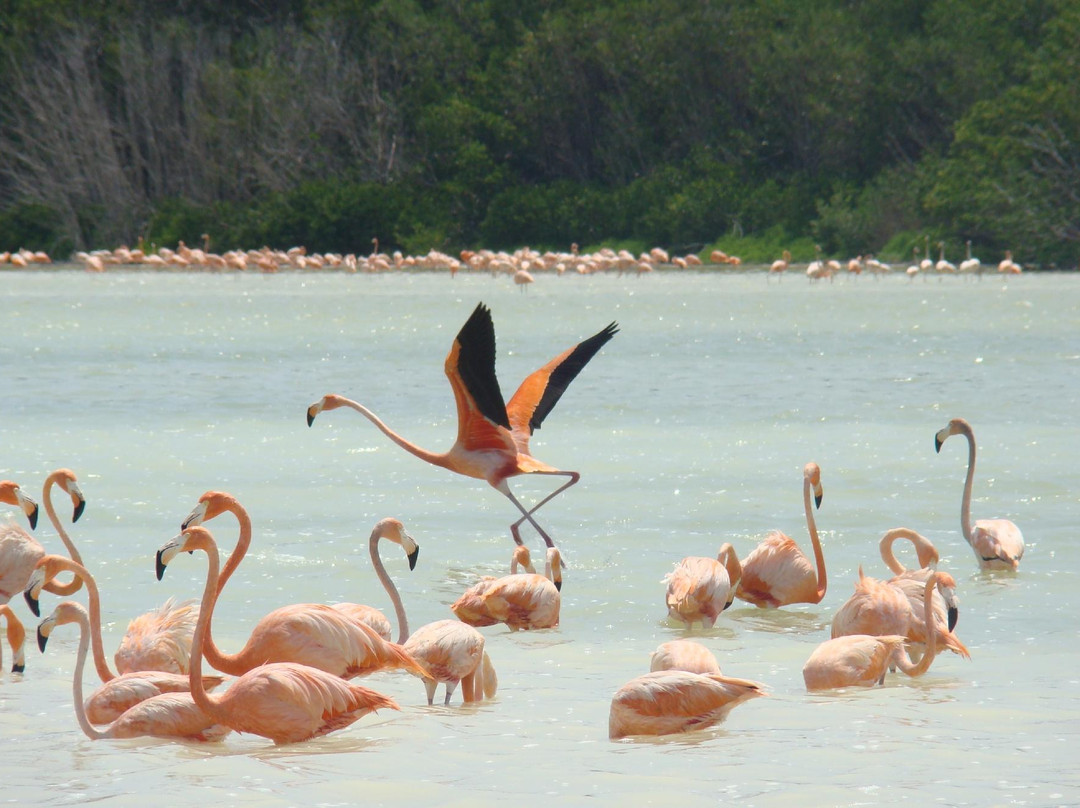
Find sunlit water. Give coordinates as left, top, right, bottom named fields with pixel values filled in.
left=1, top=267, right=1078, bottom=807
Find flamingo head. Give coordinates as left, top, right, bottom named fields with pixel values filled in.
left=935, top=417, right=970, bottom=453
left=157, top=525, right=216, bottom=580
left=183, top=491, right=233, bottom=528
left=932, top=571, right=960, bottom=631
left=373, top=518, right=419, bottom=570
left=36, top=601, right=85, bottom=653
left=803, top=463, right=823, bottom=508
left=511, top=545, right=536, bottom=575
left=546, top=547, right=563, bottom=591
left=54, top=470, right=86, bottom=523
left=307, top=393, right=346, bottom=426
left=0, top=481, right=38, bottom=530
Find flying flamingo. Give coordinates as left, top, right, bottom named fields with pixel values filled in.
left=879, top=527, right=959, bottom=631
left=0, top=604, right=26, bottom=673
left=608, top=669, right=766, bottom=739
left=804, top=572, right=946, bottom=690
left=307, top=302, right=618, bottom=554
left=829, top=567, right=969, bottom=659
left=25, top=556, right=222, bottom=724
left=736, top=462, right=827, bottom=608
left=450, top=546, right=562, bottom=630
left=166, top=525, right=403, bottom=744
left=174, top=491, right=425, bottom=678
left=1, top=471, right=85, bottom=603
left=37, top=601, right=233, bottom=742
left=663, top=543, right=742, bottom=627
left=935, top=417, right=1025, bottom=570
left=649, top=639, right=721, bottom=675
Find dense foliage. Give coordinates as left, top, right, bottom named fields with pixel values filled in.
left=0, top=0, right=1075, bottom=265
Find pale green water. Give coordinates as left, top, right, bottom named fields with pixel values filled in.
left=1, top=268, right=1078, bottom=807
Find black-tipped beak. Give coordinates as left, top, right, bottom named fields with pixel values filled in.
left=934, top=436, right=943, bottom=453
left=156, top=549, right=168, bottom=581
left=306, top=408, right=316, bottom=427
left=72, top=498, right=86, bottom=523
left=948, top=606, right=958, bottom=632
left=24, top=589, right=40, bottom=617
left=815, top=492, right=823, bottom=509
left=27, top=505, right=38, bottom=530
left=12, top=662, right=24, bottom=674
left=37, top=628, right=49, bottom=653
left=407, top=546, right=420, bottom=571
left=554, top=580, right=563, bottom=593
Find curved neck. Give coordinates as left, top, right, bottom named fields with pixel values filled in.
left=370, top=530, right=409, bottom=643
left=47, top=559, right=114, bottom=683
left=70, top=609, right=107, bottom=740
left=958, top=427, right=977, bottom=545
left=340, top=398, right=449, bottom=469
left=42, top=475, right=85, bottom=596
left=896, top=575, right=938, bottom=676
left=188, top=538, right=224, bottom=724
left=879, top=528, right=926, bottom=575
left=803, top=477, right=827, bottom=603
left=199, top=498, right=251, bottom=673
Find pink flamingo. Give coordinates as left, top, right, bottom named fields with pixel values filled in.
left=649, top=639, right=721, bottom=675
left=804, top=572, right=946, bottom=690
left=451, top=546, right=562, bottom=630
left=307, top=302, right=617, bottom=553
left=935, top=417, right=1025, bottom=570
left=608, top=670, right=766, bottom=739
left=879, top=527, right=959, bottom=631
left=736, top=463, right=827, bottom=607
left=446, top=546, right=536, bottom=627
left=158, top=525, right=401, bottom=744
left=0, top=604, right=26, bottom=673
left=25, top=556, right=222, bottom=724
left=37, top=601, right=232, bottom=741
left=174, top=491, right=424, bottom=678
left=664, top=543, right=742, bottom=627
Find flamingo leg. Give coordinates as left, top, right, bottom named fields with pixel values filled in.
left=499, top=472, right=579, bottom=557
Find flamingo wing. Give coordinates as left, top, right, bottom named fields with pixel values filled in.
left=506, top=321, right=618, bottom=453
left=444, top=303, right=518, bottom=453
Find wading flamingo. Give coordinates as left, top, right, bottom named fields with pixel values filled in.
left=38, top=601, right=232, bottom=742
left=608, top=669, right=766, bottom=739
left=307, top=302, right=618, bottom=554
left=450, top=546, right=562, bottom=630
left=1, top=471, right=85, bottom=603
left=736, top=463, right=827, bottom=608
left=935, top=418, right=1025, bottom=570
left=445, top=546, right=536, bottom=627
left=880, top=527, right=959, bottom=631
left=829, top=567, right=969, bottom=659
left=768, top=250, right=791, bottom=282
left=649, top=639, right=721, bottom=675
left=174, top=491, right=424, bottom=678
left=663, top=543, right=741, bottom=627
left=804, top=572, right=945, bottom=690
left=0, top=604, right=26, bottom=673
left=161, top=525, right=401, bottom=745
left=25, top=556, right=222, bottom=724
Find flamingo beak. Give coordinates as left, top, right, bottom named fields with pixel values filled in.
left=306, top=401, right=321, bottom=427
left=554, top=579, right=563, bottom=593
left=24, top=588, right=40, bottom=617
left=814, top=487, right=823, bottom=509
left=181, top=501, right=208, bottom=530
left=23, top=569, right=45, bottom=617
left=948, top=606, right=958, bottom=632
left=72, top=497, right=86, bottom=523
left=36, top=620, right=55, bottom=653
left=934, top=428, right=947, bottom=453
left=407, top=545, right=420, bottom=571
left=16, top=490, right=38, bottom=530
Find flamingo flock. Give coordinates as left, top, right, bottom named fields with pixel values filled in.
left=3, top=302, right=1029, bottom=745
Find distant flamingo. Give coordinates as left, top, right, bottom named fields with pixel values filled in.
left=663, top=543, right=741, bottom=627
left=513, top=268, right=534, bottom=291
left=767, top=250, right=791, bottom=282
left=0, top=604, right=26, bottom=673
left=649, top=639, right=721, bottom=674
left=879, top=527, right=959, bottom=631
left=959, top=240, right=982, bottom=275
left=935, top=417, right=1025, bottom=570
left=829, top=567, right=969, bottom=659
left=451, top=546, right=562, bottom=630
left=1, top=471, right=85, bottom=603
left=308, top=303, right=617, bottom=555
left=736, top=463, right=827, bottom=608
left=25, top=556, right=221, bottom=724
left=804, top=572, right=946, bottom=690
left=166, top=493, right=424, bottom=680
left=37, top=601, right=232, bottom=742
left=160, top=526, right=401, bottom=744
left=998, top=251, right=1022, bottom=274
left=608, top=670, right=766, bottom=739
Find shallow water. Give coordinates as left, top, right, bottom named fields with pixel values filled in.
left=1, top=267, right=1078, bottom=807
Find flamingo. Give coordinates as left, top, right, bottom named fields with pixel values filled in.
left=608, top=670, right=766, bottom=739
left=736, top=462, right=827, bottom=608
left=829, top=567, right=969, bottom=659
left=935, top=418, right=1025, bottom=570
left=159, top=526, right=401, bottom=744
left=935, top=242, right=956, bottom=276
left=998, top=251, right=1022, bottom=274
left=767, top=250, right=791, bottom=282
left=663, top=543, right=741, bottom=627
left=0, top=604, right=26, bottom=673
left=446, top=546, right=536, bottom=627
left=804, top=572, right=946, bottom=690
left=25, top=556, right=222, bottom=723
left=1, top=471, right=84, bottom=603
left=167, top=492, right=425, bottom=680
left=649, top=639, right=721, bottom=674
left=879, top=527, right=959, bottom=631
left=307, top=302, right=618, bottom=554
left=450, top=546, right=562, bottom=630
left=37, top=602, right=232, bottom=742
left=958, top=240, right=981, bottom=275
left=920, top=235, right=934, bottom=275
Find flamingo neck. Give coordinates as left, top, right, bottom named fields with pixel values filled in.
left=200, top=499, right=251, bottom=674
left=804, top=478, right=827, bottom=603
left=958, top=428, right=977, bottom=546
left=370, top=529, right=409, bottom=643
left=70, top=609, right=106, bottom=740
left=50, top=560, right=114, bottom=683
left=341, top=399, right=449, bottom=469
left=188, top=539, right=225, bottom=724
left=42, top=476, right=85, bottom=595
left=896, top=575, right=938, bottom=676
